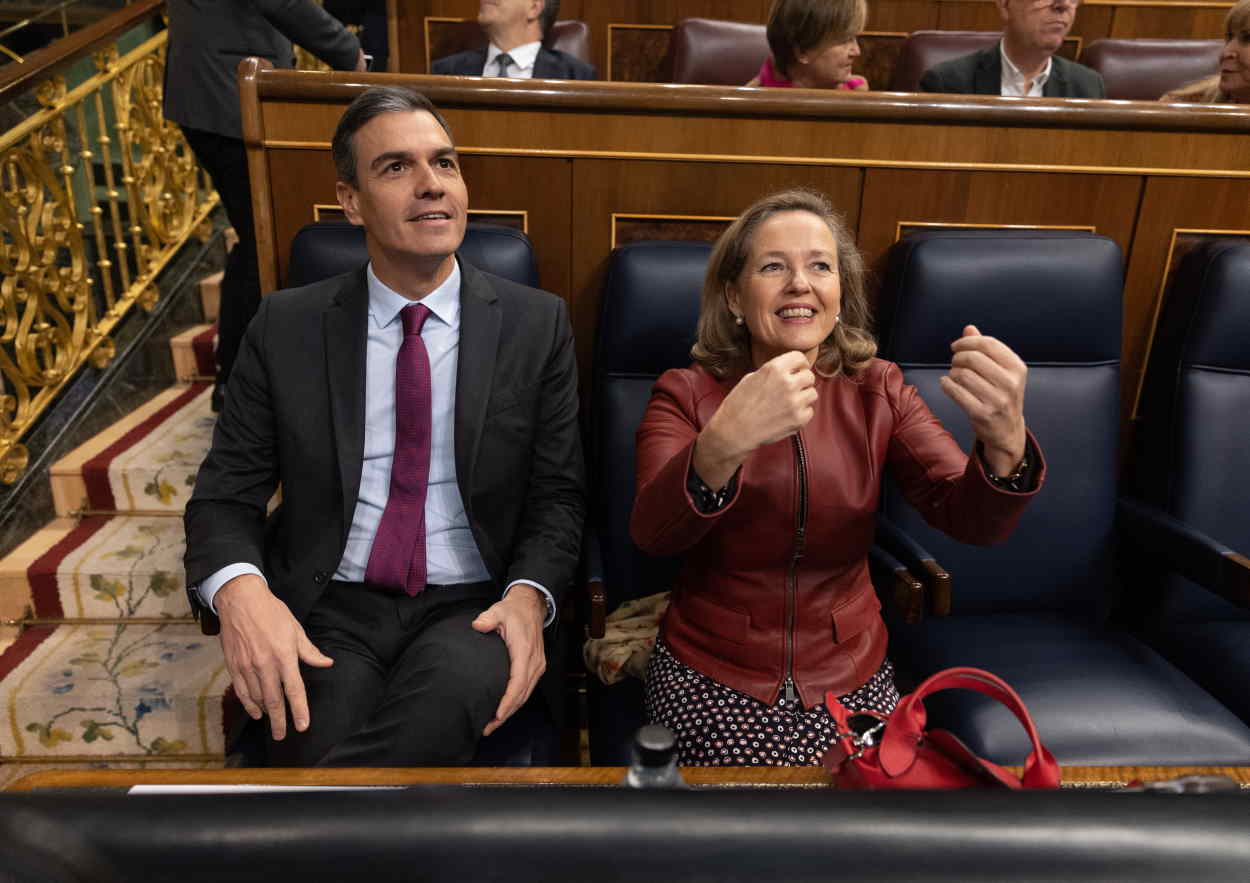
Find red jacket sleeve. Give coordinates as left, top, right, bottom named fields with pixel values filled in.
left=880, top=361, right=1045, bottom=545
left=630, top=369, right=744, bottom=556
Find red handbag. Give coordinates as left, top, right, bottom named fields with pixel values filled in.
left=823, top=666, right=1061, bottom=790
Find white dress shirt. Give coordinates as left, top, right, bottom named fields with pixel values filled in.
left=999, top=40, right=1052, bottom=97
left=198, top=260, right=554, bottom=625
left=482, top=40, right=541, bottom=78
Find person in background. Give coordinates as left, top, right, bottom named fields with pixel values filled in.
left=163, top=0, right=366, bottom=413
left=432, top=0, right=596, bottom=80
left=1161, top=0, right=1250, bottom=103
left=324, top=0, right=390, bottom=72
left=919, top=0, right=1104, bottom=97
left=747, top=0, right=870, bottom=89
left=631, top=189, right=1044, bottom=765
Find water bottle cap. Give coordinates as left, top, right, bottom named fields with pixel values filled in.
left=634, top=724, right=677, bottom=767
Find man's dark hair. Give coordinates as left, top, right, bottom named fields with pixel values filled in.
left=539, top=0, right=560, bottom=37
left=331, top=86, right=455, bottom=188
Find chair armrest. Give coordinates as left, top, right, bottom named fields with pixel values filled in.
left=582, top=531, right=607, bottom=639
left=875, top=514, right=952, bottom=617
left=869, top=544, right=925, bottom=625
left=1117, top=497, right=1250, bottom=609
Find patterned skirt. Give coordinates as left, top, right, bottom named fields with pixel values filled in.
left=644, top=640, right=900, bottom=766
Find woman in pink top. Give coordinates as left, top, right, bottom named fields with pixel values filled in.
left=747, top=0, right=870, bottom=90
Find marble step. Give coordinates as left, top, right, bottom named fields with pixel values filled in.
left=50, top=384, right=213, bottom=517
left=0, top=622, right=228, bottom=761
left=0, top=515, right=193, bottom=621
left=170, top=323, right=216, bottom=382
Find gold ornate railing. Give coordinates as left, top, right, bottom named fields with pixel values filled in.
left=0, top=24, right=216, bottom=484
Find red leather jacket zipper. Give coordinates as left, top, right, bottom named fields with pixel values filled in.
left=784, top=431, right=809, bottom=704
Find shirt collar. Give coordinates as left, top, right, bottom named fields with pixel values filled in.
left=999, top=40, right=1052, bottom=94
left=486, top=40, right=541, bottom=72
left=367, top=258, right=461, bottom=331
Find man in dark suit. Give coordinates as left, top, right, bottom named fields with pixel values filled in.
left=919, top=0, right=1104, bottom=98
left=164, top=1, right=365, bottom=413
left=432, top=0, right=596, bottom=80
left=184, top=86, right=585, bottom=766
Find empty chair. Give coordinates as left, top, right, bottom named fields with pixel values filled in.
left=668, top=18, right=769, bottom=85
left=875, top=229, right=1250, bottom=765
left=889, top=30, right=1000, bottom=92
left=1126, top=239, right=1250, bottom=725
left=1081, top=38, right=1223, bottom=100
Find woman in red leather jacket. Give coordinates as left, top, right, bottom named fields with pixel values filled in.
left=630, top=189, right=1044, bottom=765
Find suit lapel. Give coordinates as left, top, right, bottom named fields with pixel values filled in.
left=974, top=47, right=1002, bottom=96
left=325, top=267, right=370, bottom=535
left=532, top=47, right=555, bottom=79
left=1043, top=58, right=1066, bottom=97
left=454, top=259, right=501, bottom=510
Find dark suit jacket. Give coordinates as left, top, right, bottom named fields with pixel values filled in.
left=164, top=0, right=360, bottom=139
left=431, top=46, right=597, bottom=80
left=184, top=259, right=586, bottom=635
left=919, top=45, right=1105, bottom=98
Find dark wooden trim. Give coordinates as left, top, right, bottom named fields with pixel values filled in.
left=251, top=69, right=1250, bottom=134
left=0, top=0, right=163, bottom=104
left=239, top=56, right=279, bottom=296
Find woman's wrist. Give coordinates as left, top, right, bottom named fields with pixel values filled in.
left=692, top=423, right=746, bottom=492
left=981, top=428, right=1028, bottom=478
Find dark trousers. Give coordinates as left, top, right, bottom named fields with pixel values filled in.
left=179, top=126, right=261, bottom=399
left=266, top=580, right=510, bottom=767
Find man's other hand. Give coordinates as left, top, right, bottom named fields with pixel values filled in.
left=215, top=573, right=333, bottom=741
left=472, top=584, right=547, bottom=736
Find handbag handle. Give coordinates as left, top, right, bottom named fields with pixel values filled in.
left=878, top=667, right=1060, bottom=788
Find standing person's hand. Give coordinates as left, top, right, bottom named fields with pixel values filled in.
left=940, top=325, right=1029, bottom=476
left=693, top=350, right=818, bottom=489
left=215, top=574, right=334, bottom=741
left=355, top=49, right=369, bottom=71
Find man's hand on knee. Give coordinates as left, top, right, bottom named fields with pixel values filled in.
left=215, top=573, right=333, bottom=741
left=472, top=585, right=546, bottom=736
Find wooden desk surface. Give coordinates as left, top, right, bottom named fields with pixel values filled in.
left=8, top=765, right=1250, bottom=792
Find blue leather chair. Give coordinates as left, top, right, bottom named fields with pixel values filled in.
left=286, top=219, right=539, bottom=289
left=875, top=229, right=1250, bottom=765
left=584, top=241, right=708, bottom=764
left=1125, top=239, right=1250, bottom=725
left=229, top=219, right=555, bottom=765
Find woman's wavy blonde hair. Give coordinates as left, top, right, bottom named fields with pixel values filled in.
left=1161, top=0, right=1250, bottom=103
left=692, top=188, right=877, bottom=380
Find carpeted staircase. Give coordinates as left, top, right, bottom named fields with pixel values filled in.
left=0, top=269, right=234, bottom=786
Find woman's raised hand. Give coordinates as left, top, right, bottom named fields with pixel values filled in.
left=693, top=351, right=817, bottom=489
left=939, top=325, right=1028, bottom=476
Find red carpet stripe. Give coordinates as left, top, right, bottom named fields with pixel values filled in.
left=80, top=382, right=210, bottom=511
left=192, top=324, right=217, bottom=376
left=25, top=516, right=113, bottom=619
left=0, top=625, right=58, bottom=682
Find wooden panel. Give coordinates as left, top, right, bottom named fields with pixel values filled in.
left=858, top=33, right=908, bottom=91
left=568, top=159, right=863, bottom=377
left=608, top=25, right=673, bottom=82
left=1123, top=177, right=1250, bottom=425
left=934, top=1, right=1003, bottom=31
left=1068, top=5, right=1116, bottom=46
left=871, top=0, right=942, bottom=32
left=395, top=0, right=479, bottom=73
left=426, top=17, right=484, bottom=70
left=1109, top=6, right=1229, bottom=39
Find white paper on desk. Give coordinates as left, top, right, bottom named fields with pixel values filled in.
left=128, top=785, right=405, bottom=795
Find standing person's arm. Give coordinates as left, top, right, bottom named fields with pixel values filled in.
left=258, top=0, right=365, bottom=70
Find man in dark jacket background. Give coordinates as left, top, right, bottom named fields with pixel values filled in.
left=432, top=0, right=596, bottom=80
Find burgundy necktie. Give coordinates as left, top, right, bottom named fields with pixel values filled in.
left=365, top=302, right=433, bottom=596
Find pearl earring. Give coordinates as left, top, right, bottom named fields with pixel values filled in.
left=734, top=314, right=745, bottom=326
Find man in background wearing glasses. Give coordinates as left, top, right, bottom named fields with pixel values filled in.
left=919, top=0, right=1105, bottom=97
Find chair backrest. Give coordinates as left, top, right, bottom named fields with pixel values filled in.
left=590, top=241, right=711, bottom=611
left=1133, top=239, right=1250, bottom=622
left=1080, top=38, right=1223, bottom=100
left=877, top=230, right=1124, bottom=617
left=547, top=20, right=591, bottom=64
left=889, top=30, right=1000, bottom=91
left=286, top=220, right=539, bottom=289
left=669, top=18, right=769, bottom=85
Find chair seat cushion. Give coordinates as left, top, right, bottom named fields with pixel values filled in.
left=888, top=613, right=1250, bottom=766
left=1146, top=621, right=1250, bottom=727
